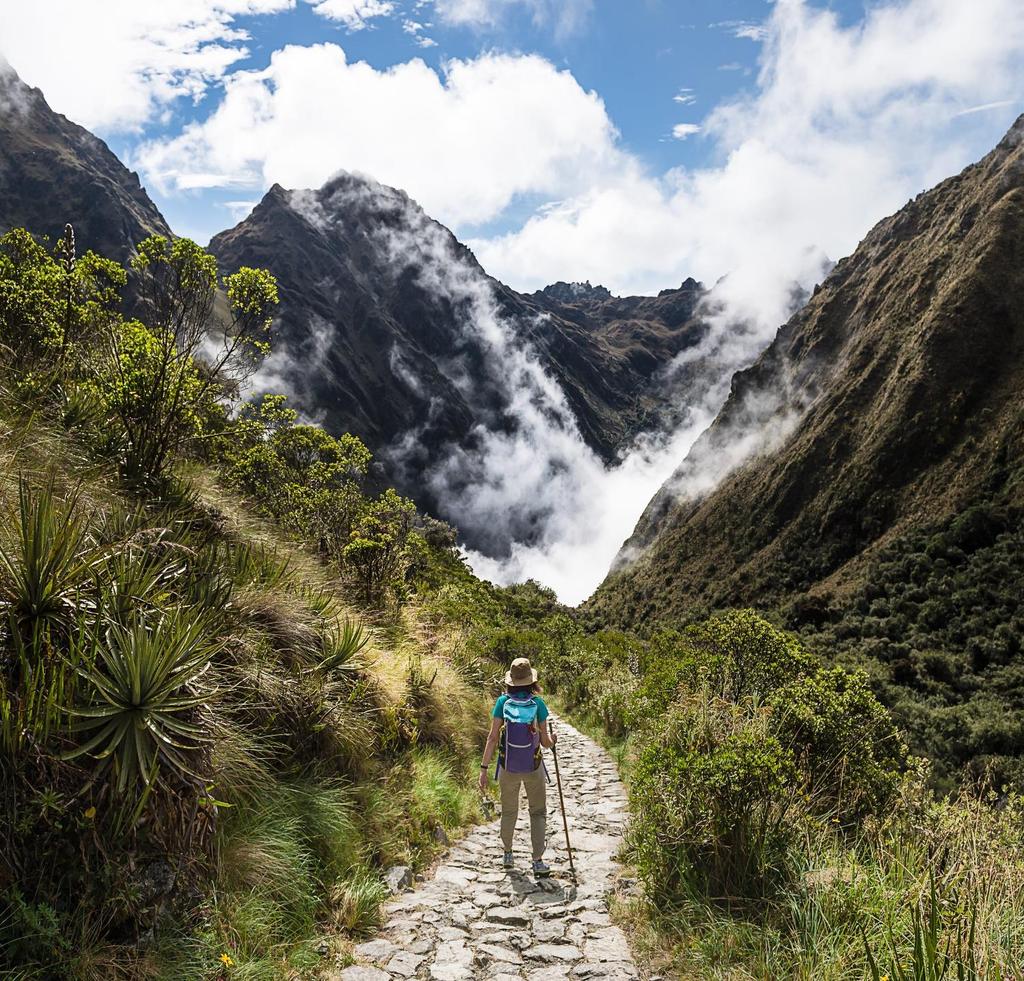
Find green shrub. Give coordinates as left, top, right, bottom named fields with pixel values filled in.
left=771, top=666, right=906, bottom=820
left=631, top=691, right=799, bottom=901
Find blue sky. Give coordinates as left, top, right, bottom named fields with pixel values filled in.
left=127, top=0, right=787, bottom=240
left=1, top=0, right=1022, bottom=299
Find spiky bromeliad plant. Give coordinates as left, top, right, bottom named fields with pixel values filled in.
left=65, top=611, right=220, bottom=797
left=313, top=618, right=371, bottom=675
left=0, top=478, right=105, bottom=753
left=0, top=477, right=100, bottom=637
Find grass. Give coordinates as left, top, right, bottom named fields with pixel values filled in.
left=602, top=779, right=1024, bottom=980
left=0, top=407, right=491, bottom=979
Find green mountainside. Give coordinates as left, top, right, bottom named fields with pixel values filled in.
left=590, top=116, right=1024, bottom=787
left=1, top=68, right=1023, bottom=981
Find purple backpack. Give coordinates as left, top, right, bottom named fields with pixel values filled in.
left=500, top=694, right=540, bottom=774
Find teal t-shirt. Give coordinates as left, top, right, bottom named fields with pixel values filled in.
left=492, top=693, right=549, bottom=721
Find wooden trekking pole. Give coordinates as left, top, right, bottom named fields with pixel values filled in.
left=550, top=723, right=576, bottom=881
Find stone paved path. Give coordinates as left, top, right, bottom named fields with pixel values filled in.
left=341, top=719, right=640, bottom=980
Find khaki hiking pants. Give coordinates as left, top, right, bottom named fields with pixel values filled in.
left=498, top=766, right=547, bottom=859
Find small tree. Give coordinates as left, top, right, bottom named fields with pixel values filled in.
left=102, top=236, right=277, bottom=487
left=0, top=226, right=124, bottom=389
left=229, top=397, right=373, bottom=551
left=344, top=489, right=419, bottom=606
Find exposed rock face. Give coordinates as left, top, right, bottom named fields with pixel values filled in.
left=209, top=175, right=708, bottom=530
left=535, top=281, right=613, bottom=303
left=0, top=60, right=170, bottom=262
left=591, top=115, right=1024, bottom=626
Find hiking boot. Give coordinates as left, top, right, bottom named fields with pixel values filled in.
left=502, top=851, right=514, bottom=869
left=532, top=859, right=551, bottom=878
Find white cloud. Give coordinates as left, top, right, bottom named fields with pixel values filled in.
left=672, top=122, right=701, bottom=139
left=431, top=0, right=592, bottom=36
left=474, top=0, right=1024, bottom=308
left=0, top=0, right=293, bottom=132
left=222, top=199, right=260, bottom=221
left=308, top=0, right=394, bottom=29
left=710, top=19, right=769, bottom=42
left=136, top=45, right=622, bottom=226
left=954, top=99, right=1015, bottom=117
left=402, top=18, right=439, bottom=47
left=673, top=88, right=696, bottom=105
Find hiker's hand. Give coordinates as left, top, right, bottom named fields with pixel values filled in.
left=478, top=768, right=488, bottom=793
left=551, top=730, right=558, bottom=746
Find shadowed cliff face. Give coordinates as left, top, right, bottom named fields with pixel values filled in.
left=591, top=115, right=1024, bottom=627
left=0, top=61, right=170, bottom=262
left=209, top=174, right=710, bottom=551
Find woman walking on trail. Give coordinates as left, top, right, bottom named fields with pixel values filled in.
left=478, top=657, right=558, bottom=878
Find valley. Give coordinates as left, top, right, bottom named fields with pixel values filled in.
left=1, top=42, right=1023, bottom=981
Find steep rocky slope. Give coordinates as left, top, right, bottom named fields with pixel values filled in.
left=0, top=60, right=170, bottom=261
left=210, top=177, right=708, bottom=519
left=591, top=116, right=1024, bottom=629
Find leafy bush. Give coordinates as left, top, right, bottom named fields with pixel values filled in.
left=229, top=395, right=421, bottom=608
left=771, top=666, right=905, bottom=820
left=631, top=691, right=800, bottom=901
left=0, top=226, right=124, bottom=388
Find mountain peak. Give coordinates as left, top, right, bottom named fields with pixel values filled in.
left=0, top=60, right=170, bottom=261
left=537, top=281, right=614, bottom=303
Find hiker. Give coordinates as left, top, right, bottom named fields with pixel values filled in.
left=478, top=656, right=557, bottom=877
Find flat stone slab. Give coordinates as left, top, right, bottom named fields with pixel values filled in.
left=357, top=718, right=638, bottom=979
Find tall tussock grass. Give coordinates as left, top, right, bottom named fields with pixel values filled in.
left=0, top=433, right=487, bottom=978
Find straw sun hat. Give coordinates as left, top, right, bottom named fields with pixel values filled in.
left=504, top=657, right=538, bottom=687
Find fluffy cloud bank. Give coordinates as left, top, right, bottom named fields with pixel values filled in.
left=136, top=45, right=621, bottom=226
left=0, top=0, right=296, bottom=131
left=475, top=0, right=1024, bottom=306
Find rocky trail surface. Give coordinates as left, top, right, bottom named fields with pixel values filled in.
left=338, top=719, right=642, bottom=980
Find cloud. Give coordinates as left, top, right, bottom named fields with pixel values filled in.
left=135, top=45, right=623, bottom=227
left=673, top=88, right=696, bottom=106
left=672, top=123, right=701, bottom=139
left=431, top=0, right=593, bottom=37
left=954, top=99, right=1015, bottom=117
left=710, top=19, right=769, bottom=42
left=308, top=0, right=394, bottom=29
left=473, top=0, right=1024, bottom=308
left=0, top=0, right=293, bottom=132
left=221, top=199, right=260, bottom=221
left=402, top=18, right=439, bottom=47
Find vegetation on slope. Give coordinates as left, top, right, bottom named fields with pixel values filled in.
left=3, top=213, right=1022, bottom=981
left=588, top=115, right=1024, bottom=796
left=419, top=563, right=1024, bottom=979
left=792, top=499, right=1024, bottom=795
left=0, top=226, right=486, bottom=979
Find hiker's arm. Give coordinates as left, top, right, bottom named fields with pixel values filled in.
left=480, top=717, right=503, bottom=776
left=538, top=719, right=557, bottom=749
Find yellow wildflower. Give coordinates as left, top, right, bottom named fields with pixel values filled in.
left=219, top=953, right=234, bottom=967
left=84, top=806, right=96, bottom=820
